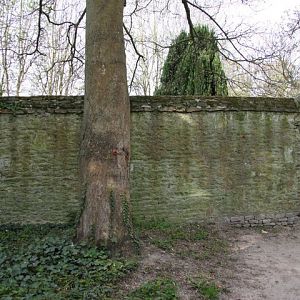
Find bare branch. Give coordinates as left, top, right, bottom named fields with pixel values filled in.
left=123, top=23, right=145, bottom=91
left=181, top=0, right=195, bottom=40
left=185, top=0, right=249, bottom=62
left=26, top=0, right=45, bottom=56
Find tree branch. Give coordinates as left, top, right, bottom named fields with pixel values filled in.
left=123, top=23, right=145, bottom=91
left=182, top=0, right=195, bottom=40
left=185, top=0, right=249, bottom=62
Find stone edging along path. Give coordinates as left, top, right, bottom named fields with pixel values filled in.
left=226, top=212, right=300, bottom=227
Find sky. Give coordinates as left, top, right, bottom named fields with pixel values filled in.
left=123, top=0, right=300, bottom=95
left=255, top=0, right=299, bottom=22
left=229, top=0, right=300, bottom=26
left=126, top=0, right=300, bottom=44
left=2, top=0, right=300, bottom=96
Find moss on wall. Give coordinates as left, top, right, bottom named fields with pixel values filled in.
left=0, top=114, right=81, bottom=224
left=131, top=112, right=300, bottom=223
left=0, top=96, right=299, bottom=224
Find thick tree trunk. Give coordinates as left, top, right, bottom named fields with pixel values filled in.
left=77, top=0, right=132, bottom=249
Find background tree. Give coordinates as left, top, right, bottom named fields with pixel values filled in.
left=30, top=1, right=84, bottom=95
left=126, top=17, right=164, bottom=96
left=0, top=0, right=35, bottom=96
left=224, top=18, right=300, bottom=97
left=0, top=0, right=85, bottom=96
left=155, top=25, right=228, bottom=96
left=1, top=1, right=299, bottom=98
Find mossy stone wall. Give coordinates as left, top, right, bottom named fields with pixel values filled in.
left=0, top=96, right=299, bottom=224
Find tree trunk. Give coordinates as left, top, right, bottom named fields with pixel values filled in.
left=77, top=0, right=132, bottom=250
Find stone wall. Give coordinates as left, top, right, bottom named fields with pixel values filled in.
left=228, top=212, right=300, bottom=228
left=0, top=96, right=299, bottom=226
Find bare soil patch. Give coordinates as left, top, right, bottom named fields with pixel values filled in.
left=220, top=224, right=300, bottom=300
left=117, top=223, right=300, bottom=299
left=116, top=224, right=231, bottom=299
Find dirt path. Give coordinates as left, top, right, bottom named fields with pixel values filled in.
left=118, top=224, right=300, bottom=299
left=221, top=225, right=300, bottom=300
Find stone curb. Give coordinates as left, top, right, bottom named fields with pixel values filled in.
left=225, top=212, right=300, bottom=227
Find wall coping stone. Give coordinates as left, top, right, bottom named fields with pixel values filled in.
left=1, top=95, right=300, bottom=114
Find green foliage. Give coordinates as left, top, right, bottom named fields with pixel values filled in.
left=0, top=224, right=136, bottom=299
left=0, top=101, right=19, bottom=112
left=150, top=225, right=209, bottom=251
left=122, top=196, right=140, bottom=251
left=126, top=278, right=179, bottom=300
left=135, top=218, right=210, bottom=251
left=134, top=217, right=174, bottom=231
left=155, top=25, right=228, bottom=96
left=190, top=276, right=221, bottom=300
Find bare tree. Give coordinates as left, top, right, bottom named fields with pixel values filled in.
left=225, top=11, right=300, bottom=97
left=0, top=0, right=15, bottom=95
left=0, top=0, right=39, bottom=95
left=123, top=0, right=287, bottom=97
left=30, top=2, right=85, bottom=95
left=2, top=0, right=298, bottom=97
left=0, top=0, right=85, bottom=96
left=126, top=17, right=165, bottom=95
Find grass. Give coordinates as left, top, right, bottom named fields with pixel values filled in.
left=131, top=217, right=227, bottom=299
left=135, top=217, right=208, bottom=240
left=135, top=217, right=226, bottom=259
left=126, top=278, right=179, bottom=300
left=148, top=226, right=209, bottom=251
left=0, top=219, right=228, bottom=299
left=0, top=224, right=136, bottom=299
left=190, top=276, right=221, bottom=300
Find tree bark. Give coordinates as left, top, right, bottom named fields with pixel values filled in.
left=77, top=0, right=132, bottom=250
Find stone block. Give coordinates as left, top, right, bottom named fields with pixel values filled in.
left=249, top=219, right=259, bottom=224
left=245, top=215, right=254, bottom=221
left=265, top=213, right=275, bottom=219
left=262, top=219, right=271, bottom=224
left=230, top=216, right=245, bottom=223
left=255, top=214, right=265, bottom=220
left=286, top=212, right=296, bottom=218
left=287, top=217, right=297, bottom=222
left=264, top=223, right=275, bottom=226
left=223, top=217, right=230, bottom=223
left=278, top=218, right=288, bottom=222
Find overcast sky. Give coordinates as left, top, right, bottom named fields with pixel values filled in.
left=229, top=0, right=300, bottom=25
